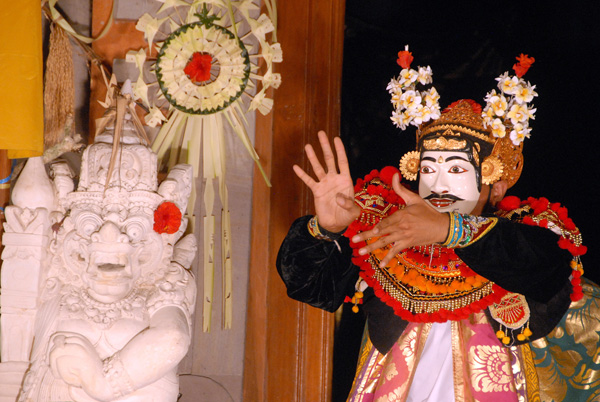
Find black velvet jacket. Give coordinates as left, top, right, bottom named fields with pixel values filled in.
left=276, top=214, right=574, bottom=354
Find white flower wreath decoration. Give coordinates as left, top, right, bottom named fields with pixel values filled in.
left=128, top=0, right=281, bottom=332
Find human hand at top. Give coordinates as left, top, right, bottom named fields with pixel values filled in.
left=352, top=173, right=450, bottom=266
left=293, top=131, right=360, bottom=233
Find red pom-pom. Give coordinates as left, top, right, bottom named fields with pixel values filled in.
left=570, top=293, right=583, bottom=302
left=522, top=216, right=535, bottom=226
left=576, top=245, right=588, bottom=256
left=557, top=207, right=569, bottom=220
left=563, top=218, right=576, bottom=231
left=380, top=166, right=400, bottom=185
left=497, top=196, right=521, bottom=211
left=558, top=237, right=571, bottom=250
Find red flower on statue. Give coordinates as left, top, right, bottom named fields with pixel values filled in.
left=154, top=202, right=182, bottom=234
left=184, top=52, right=213, bottom=83
left=513, top=54, right=535, bottom=77
left=396, top=48, right=414, bottom=69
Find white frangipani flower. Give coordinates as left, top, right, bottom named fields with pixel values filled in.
left=400, top=90, right=421, bottom=109
left=509, top=123, right=531, bottom=146
left=507, top=103, right=531, bottom=124
left=399, top=68, right=418, bottom=86
left=411, top=104, right=426, bottom=125
left=417, top=66, right=433, bottom=85
left=391, top=91, right=402, bottom=109
left=391, top=110, right=412, bottom=130
left=489, top=93, right=508, bottom=116
left=387, top=49, right=440, bottom=130
left=514, top=83, right=538, bottom=104
left=423, top=87, right=440, bottom=107
left=387, top=78, right=401, bottom=94
left=491, top=118, right=506, bottom=138
left=429, top=103, right=441, bottom=120
left=420, top=105, right=435, bottom=123
left=498, top=75, right=520, bottom=95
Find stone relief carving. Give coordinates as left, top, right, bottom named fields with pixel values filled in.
left=1, top=114, right=197, bottom=402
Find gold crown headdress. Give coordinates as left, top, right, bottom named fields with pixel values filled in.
left=392, top=47, right=538, bottom=188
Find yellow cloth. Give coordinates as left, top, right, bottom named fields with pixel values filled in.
left=0, top=0, right=44, bottom=158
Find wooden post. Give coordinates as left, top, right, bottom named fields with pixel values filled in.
left=243, top=0, right=346, bottom=400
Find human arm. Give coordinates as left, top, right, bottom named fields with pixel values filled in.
left=454, top=218, right=573, bottom=303
left=351, top=173, right=450, bottom=266
left=277, top=215, right=359, bottom=312
left=293, top=130, right=360, bottom=233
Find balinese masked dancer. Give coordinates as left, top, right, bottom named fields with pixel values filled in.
left=276, top=48, right=600, bottom=401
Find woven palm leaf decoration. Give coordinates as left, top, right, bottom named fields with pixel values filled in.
left=129, top=0, right=281, bottom=331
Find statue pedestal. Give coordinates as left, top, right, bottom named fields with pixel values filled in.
left=0, top=362, right=28, bottom=402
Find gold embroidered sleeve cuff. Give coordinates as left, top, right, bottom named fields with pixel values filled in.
left=307, top=216, right=345, bottom=241
left=440, top=213, right=498, bottom=248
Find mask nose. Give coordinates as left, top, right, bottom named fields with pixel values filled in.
left=91, top=221, right=130, bottom=245
left=430, top=170, right=451, bottom=195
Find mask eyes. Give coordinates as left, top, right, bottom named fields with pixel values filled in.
left=123, top=216, right=151, bottom=243
left=420, top=165, right=435, bottom=174
left=448, top=165, right=467, bottom=174
left=74, top=212, right=103, bottom=238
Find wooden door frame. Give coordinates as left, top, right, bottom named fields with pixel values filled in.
left=243, top=1, right=346, bottom=400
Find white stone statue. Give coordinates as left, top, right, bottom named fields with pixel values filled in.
left=1, top=111, right=196, bottom=402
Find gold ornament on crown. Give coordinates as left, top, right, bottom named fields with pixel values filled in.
left=422, top=137, right=468, bottom=151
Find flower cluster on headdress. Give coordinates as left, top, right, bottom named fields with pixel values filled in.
left=387, top=46, right=441, bottom=130
left=482, top=54, right=538, bottom=146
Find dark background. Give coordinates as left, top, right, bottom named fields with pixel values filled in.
left=334, top=2, right=600, bottom=400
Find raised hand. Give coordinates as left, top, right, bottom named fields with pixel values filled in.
left=293, top=131, right=359, bottom=233
left=352, top=173, right=450, bottom=266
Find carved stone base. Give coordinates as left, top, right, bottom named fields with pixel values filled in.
left=0, top=362, right=28, bottom=402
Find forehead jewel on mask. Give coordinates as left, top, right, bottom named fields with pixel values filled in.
left=389, top=46, right=537, bottom=188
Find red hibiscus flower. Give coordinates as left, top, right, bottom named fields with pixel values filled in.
left=154, top=202, right=182, bottom=234
left=184, top=52, right=213, bottom=83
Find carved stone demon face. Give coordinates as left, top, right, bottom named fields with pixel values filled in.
left=64, top=202, right=164, bottom=303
